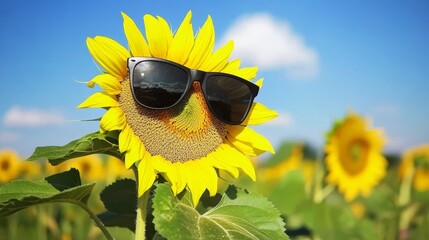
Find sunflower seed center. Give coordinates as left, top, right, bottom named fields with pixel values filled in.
left=118, top=79, right=228, bottom=163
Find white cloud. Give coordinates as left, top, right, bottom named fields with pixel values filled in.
left=265, top=112, right=292, bottom=126
left=220, top=13, right=319, bottom=79
left=3, top=106, right=64, bottom=127
left=0, top=132, right=19, bottom=143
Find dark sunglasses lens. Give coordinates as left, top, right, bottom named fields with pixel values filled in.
left=205, top=76, right=253, bottom=124
left=132, top=61, right=189, bottom=108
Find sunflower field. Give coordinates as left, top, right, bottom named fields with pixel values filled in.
left=1, top=112, right=429, bottom=239
left=1, top=9, right=429, bottom=240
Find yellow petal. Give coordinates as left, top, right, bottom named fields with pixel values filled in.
left=119, top=125, right=133, bottom=153
left=200, top=40, right=234, bottom=72
left=167, top=11, right=194, bottom=64
left=121, top=12, right=150, bottom=57
left=77, top=92, right=119, bottom=108
left=151, top=155, right=170, bottom=173
left=254, top=78, right=264, bottom=88
left=226, top=138, right=264, bottom=157
left=86, top=36, right=129, bottom=79
left=137, top=153, right=156, bottom=196
left=87, top=74, right=122, bottom=95
left=228, top=126, right=275, bottom=154
left=184, top=161, right=208, bottom=206
left=222, top=59, right=241, bottom=74
left=151, top=155, right=180, bottom=195
left=100, top=107, right=126, bottom=133
left=235, top=66, right=258, bottom=81
left=207, top=150, right=239, bottom=178
left=175, top=163, right=189, bottom=195
left=186, top=15, right=215, bottom=69
left=150, top=156, right=181, bottom=195
left=144, top=14, right=169, bottom=58
left=157, top=16, right=173, bottom=47
left=124, top=134, right=142, bottom=168
left=241, top=103, right=278, bottom=125
left=195, top=159, right=218, bottom=196
left=218, top=144, right=256, bottom=181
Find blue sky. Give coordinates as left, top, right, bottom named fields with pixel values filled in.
left=1, top=0, right=428, bottom=157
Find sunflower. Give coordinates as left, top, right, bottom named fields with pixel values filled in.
left=259, top=144, right=315, bottom=185
left=325, top=113, right=387, bottom=201
left=44, top=160, right=69, bottom=176
left=78, top=11, right=277, bottom=205
left=0, top=149, right=21, bottom=183
left=399, top=144, right=429, bottom=192
left=66, top=155, right=105, bottom=181
left=19, top=161, right=42, bottom=180
left=259, top=144, right=302, bottom=180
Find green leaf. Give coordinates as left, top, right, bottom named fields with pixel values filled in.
left=0, top=169, right=95, bottom=218
left=153, top=184, right=288, bottom=240
left=267, top=170, right=309, bottom=215
left=97, top=211, right=136, bottom=231
left=302, top=201, right=377, bottom=240
left=27, top=131, right=122, bottom=165
left=410, top=208, right=429, bottom=240
left=97, top=179, right=137, bottom=231
left=45, top=167, right=82, bottom=191
left=100, top=179, right=137, bottom=214
left=362, top=183, right=398, bottom=216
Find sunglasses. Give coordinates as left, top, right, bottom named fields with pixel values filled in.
left=127, top=57, right=259, bottom=125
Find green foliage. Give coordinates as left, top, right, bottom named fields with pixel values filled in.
left=98, top=179, right=137, bottom=231
left=152, top=183, right=288, bottom=240
left=27, top=131, right=122, bottom=165
left=0, top=169, right=95, bottom=218
left=302, top=200, right=377, bottom=240
left=267, top=170, right=309, bottom=215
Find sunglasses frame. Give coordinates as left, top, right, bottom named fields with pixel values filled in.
left=127, top=57, right=260, bottom=125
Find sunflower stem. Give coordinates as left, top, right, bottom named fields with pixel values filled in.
left=312, top=155, right=329, bottom=203
left=314, top=185, right=335, bottom=203
left=135, top=191, right=150, bottom=240
left=75, top=201, right=114, bottom=240
left=398, top=166, right=414, bottom=207
left=398, top=165, right=416, bottom=239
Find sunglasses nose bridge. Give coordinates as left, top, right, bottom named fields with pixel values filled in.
left=190, top=69, right=206, bottom=84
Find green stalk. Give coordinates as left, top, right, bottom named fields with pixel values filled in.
left=74, top=201, right=114, bottom=240
left=398, top=167, right=414, bottom=207
left=398, top=166, right=416, bottom=239
left=132, top=165, right=149, bottom=240
left=135, top=192, right=150, bottom=240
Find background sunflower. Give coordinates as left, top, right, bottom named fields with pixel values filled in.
left=325, top=113, right=387, bottom=201
left=0, top=149, right=21, bottom=183
left=399, top=144, right=429, bottom=192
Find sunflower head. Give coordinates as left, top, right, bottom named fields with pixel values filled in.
left=325, top=113, right=387, bottom=201
left=19, top=161, right=42, bottom=180
left=67, top=155, right=105, bottom=181
left=399, top=144, right=429, bottom=192
left=78, top=11, right=278, bottom=205
left=259, top=144, right=303, bottom=181
left=0, top=149, right=21, bottom=183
